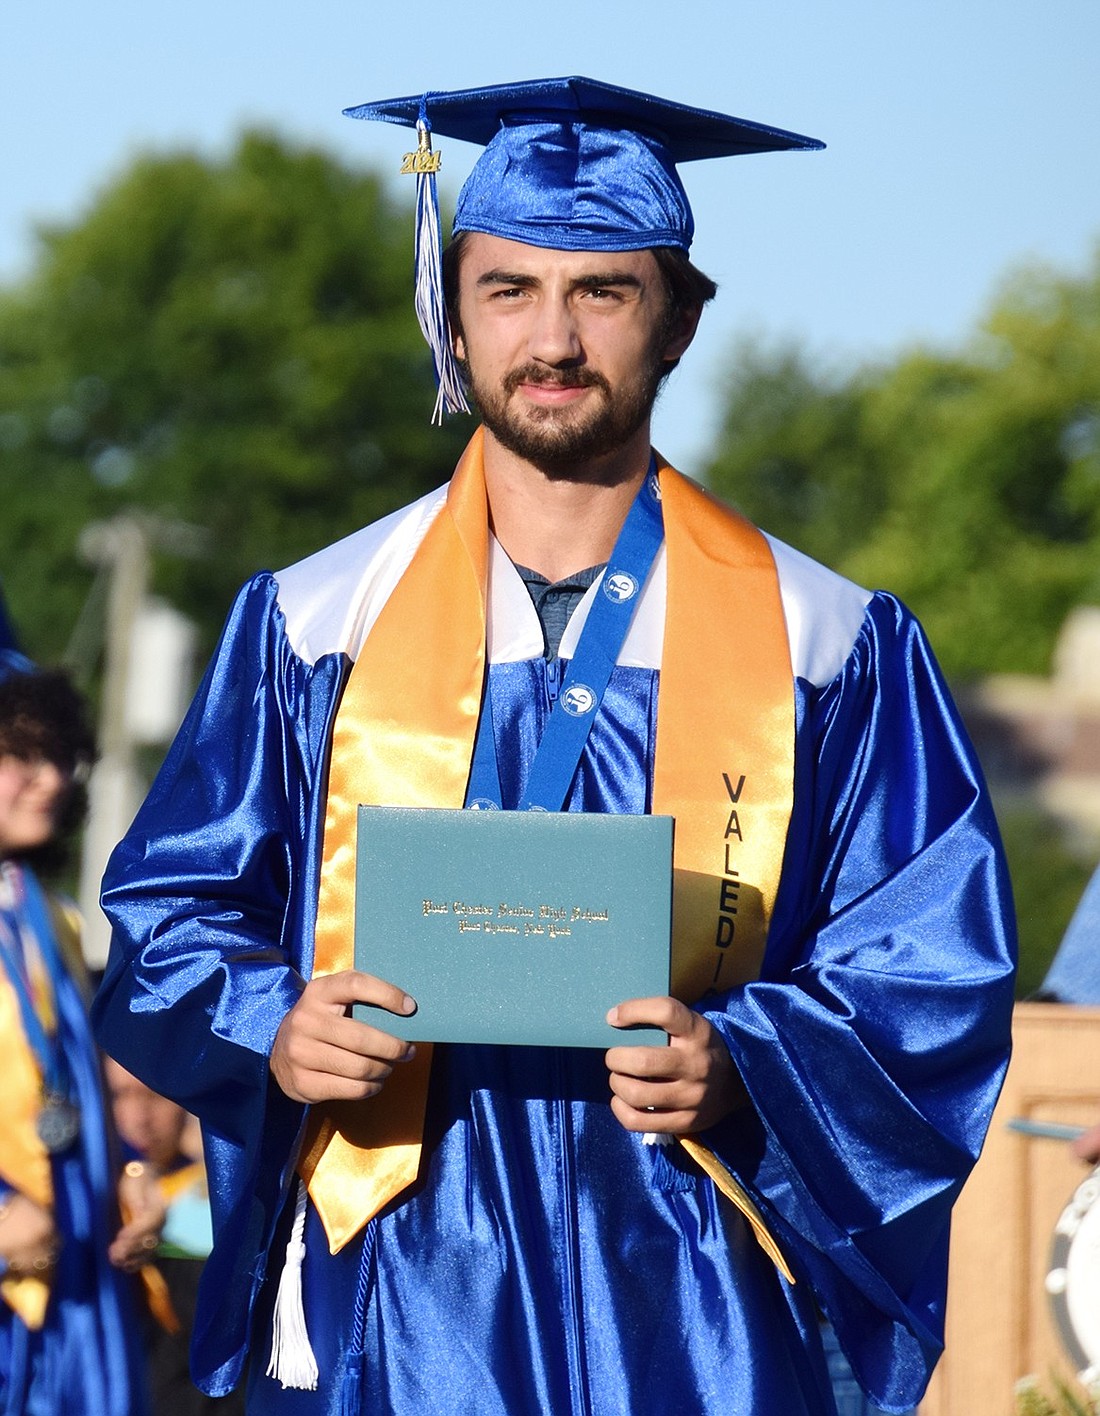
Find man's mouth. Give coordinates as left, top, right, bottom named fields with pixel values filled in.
left=504, top=366, right=608, bottom=407
left=518, top=381, right=591, bottom=406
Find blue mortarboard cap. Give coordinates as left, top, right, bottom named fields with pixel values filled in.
left=0, top=582, right=18, bottom=654
left=0, top=581, right=32, bottom=681
left=347, top=76, right=822, bottom=253
left=345, top=77, right=823, bottom=416
left=0, top=650, right=33, bottom=682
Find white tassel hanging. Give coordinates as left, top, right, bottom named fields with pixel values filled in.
left=266, top=1178, right=319, bottom=1391
left=643, top=1129, right=693, bottom=1192
left=411, top=121, right=470, bottom=424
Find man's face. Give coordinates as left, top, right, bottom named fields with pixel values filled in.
left=453, top=235, right=695, bottom=474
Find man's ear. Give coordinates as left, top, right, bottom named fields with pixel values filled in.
left=453, top=330, right=467, bottom=362
left=662, top=304, right=702, bottom=364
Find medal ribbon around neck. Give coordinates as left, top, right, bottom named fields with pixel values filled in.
left=302, top=430, right=795, bottom=1284
left=466, top=460, right=664, bottom=813
left=0, top=867, right=79, bottom=1152
left=0, top=867, right=71, bottom=1327
left=0, top=868, right=60, bottom=1076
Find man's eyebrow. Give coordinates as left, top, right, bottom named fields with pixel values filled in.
left=474, top=269, right=645, bottom=290
left=476, top=269, right=540, bottom=288
left=571, top=272, right=644, bottom=291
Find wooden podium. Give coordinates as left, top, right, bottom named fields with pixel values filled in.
left=920, top=1003, right=1100, bottom=1415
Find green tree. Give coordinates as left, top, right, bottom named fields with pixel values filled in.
left=705, top=248, right=1100, bottom=679
left=0, top=132, right=470, bottom=661
left=701, top=341, right=890, bottom=573
left=705, top=248, right=1100, bottom=991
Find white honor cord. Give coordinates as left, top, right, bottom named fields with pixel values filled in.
left=266, top=1177, right=319, bottom=1391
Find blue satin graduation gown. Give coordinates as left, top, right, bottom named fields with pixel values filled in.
left=0, top=868, right=149, bottom=1416
left=93, top=518, right=1015, bottom=1415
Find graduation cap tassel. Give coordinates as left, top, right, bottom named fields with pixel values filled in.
left=644, top=1131, right=694, bottom=1192
left=411, top=120, right=470, bottom=424
left=266, top=1178, right=319, bottom=1391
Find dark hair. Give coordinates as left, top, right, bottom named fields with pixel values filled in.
left=0, top=668, right=96, bottom=870
left=441, top=232, right=717, bottom=353
left=650, top=246, right=718, bottom=316
left=650, top=246, right=717, bottom=379
left=0, top=669, right=96, bottom=774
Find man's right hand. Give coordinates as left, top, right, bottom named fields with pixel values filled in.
left=269, top=969, right=417, bottom=1104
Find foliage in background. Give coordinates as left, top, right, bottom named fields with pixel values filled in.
left=705, top=248, right=1100, bottom=989
left=1015, top=1373, right=1098, bottom=1416
left=705, top=249, right=1100, bottom=680
left=996, top=803, right=1096, bottom=998
left=1, top=133, right=1097, bottom=986
left=0, top=132, right=470, bottom=663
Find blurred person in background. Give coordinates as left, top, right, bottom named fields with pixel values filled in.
left=0, top=654, right=158, bottom=1415
left=106, top=1057, right=245, bottom=1415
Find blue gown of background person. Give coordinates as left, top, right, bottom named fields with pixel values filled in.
left=93, top=504, right=1016, bottom=1415
left=0, top=864, right=150, bottom=1416
left=1040, top=865, right=1100, bottom=1004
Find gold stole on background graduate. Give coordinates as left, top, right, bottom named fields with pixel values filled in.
left=0, top=890, right=83, bottom=1329
left=0, top=960, right=54, bottom=1329
left=301, top=429, right=795, bottom=1280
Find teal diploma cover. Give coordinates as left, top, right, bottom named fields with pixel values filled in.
left=352, top=806, right=672, bottom=1048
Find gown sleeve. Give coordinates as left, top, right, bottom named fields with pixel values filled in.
left=92, top=574, right=336, bottom=1148
left=698, top=591, right=1016, bottom=1413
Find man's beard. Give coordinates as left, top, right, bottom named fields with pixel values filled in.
left=461, top=348, right=668, bottom=479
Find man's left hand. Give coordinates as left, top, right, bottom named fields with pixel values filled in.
left=605, top=997, right=748, bottom=1134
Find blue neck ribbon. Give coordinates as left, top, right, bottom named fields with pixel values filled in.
left=0, top=863, right=71, bottom=1098
left=465, top=461, right=664, bottom=813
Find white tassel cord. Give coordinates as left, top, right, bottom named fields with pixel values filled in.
left=266, top=1178, right=320, bottom=1391
left=413, top=155, right=470, bottom=424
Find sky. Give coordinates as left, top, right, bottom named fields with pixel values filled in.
left=2, top=0, right=1098, bottom=474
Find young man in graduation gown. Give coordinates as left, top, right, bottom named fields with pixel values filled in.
left=93, top=77, right=1017, bottom=1415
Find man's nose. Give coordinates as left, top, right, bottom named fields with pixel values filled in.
left=527, top=298, right=582, bottom=365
